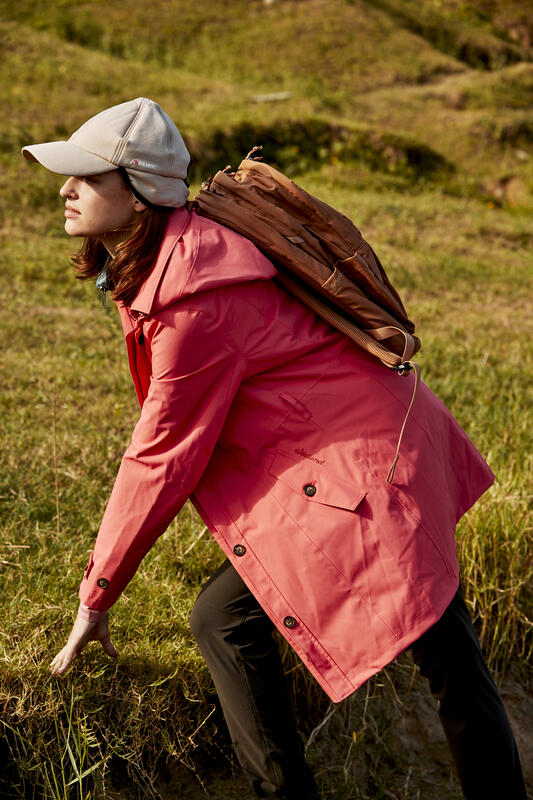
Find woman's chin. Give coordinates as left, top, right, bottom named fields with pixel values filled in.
left=64, top=219, right=86, bottom=237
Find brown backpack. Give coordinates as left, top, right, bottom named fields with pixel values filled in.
left=194, top=149, right=423, bottom=483
left=194, top=148, right=421, bottom=371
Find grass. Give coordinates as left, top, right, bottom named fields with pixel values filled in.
left=0, top=1, right=532, bottom=797
left=360, top=0, right=527, bottom=69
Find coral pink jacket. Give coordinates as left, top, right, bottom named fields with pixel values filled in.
left=79, top=207, right=494, bottom=702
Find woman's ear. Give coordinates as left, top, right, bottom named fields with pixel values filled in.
left=132, top=198, right=147, bottom=213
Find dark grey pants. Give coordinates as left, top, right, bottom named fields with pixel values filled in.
left=189, top=559, right=526, bottom=800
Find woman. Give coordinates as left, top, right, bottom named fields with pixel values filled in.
left=22, top=98, right=526, bottom=800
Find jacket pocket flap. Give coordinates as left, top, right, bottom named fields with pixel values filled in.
left=268, top=450, right=366, bottom=511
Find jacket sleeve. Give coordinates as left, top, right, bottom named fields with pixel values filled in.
left=79, top=306, right=247, bottom=611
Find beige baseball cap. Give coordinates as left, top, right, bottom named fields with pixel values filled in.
left=22, top=97, right=190, bottom=208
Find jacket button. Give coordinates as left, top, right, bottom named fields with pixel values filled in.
left=303, top=484, right=316, bottom=497
left=283, top=616, right=296, bottom=628
left=97, top=578, right=109, bottom=589
left=233, top=544, right=246, bottom=557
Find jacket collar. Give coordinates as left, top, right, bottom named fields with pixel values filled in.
left=129, top=206, right=191, bottom=315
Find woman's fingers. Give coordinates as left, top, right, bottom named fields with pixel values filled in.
left=50, top=645, right=77, bottom=675
left=100, top=634, right=119, bottom=658
left=50, top=611, right=118, bottom=675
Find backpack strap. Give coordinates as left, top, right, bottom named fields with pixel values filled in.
left=365, top=325, right=418, bottom=362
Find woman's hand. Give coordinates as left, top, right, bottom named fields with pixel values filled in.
left=50, top=609, right=119, bottom=675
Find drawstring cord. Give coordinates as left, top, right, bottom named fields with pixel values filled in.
left=127, top=309, right=146, bottom=345
left=386, top=361, right=421, bottom=484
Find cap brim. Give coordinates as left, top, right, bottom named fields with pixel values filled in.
left=21, top=140, right=115, bottom=176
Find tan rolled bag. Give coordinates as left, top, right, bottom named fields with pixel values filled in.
left=194, top=149, right=421, bottom=482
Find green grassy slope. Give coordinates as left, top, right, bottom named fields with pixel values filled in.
left=1, top=2, right=532, bottom=798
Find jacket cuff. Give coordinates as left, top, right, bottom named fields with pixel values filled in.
left=77, top=602, right=106, bottom=623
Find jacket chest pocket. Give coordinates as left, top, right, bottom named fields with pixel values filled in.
left=268, top=449, right=367, bottom=512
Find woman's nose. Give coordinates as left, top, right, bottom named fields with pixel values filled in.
left=59, top=177, right=78, bottom=199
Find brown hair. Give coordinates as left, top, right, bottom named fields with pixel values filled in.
left=72, top=206, right=174, bottom=307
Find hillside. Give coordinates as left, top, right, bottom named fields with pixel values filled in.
left=0, top=2, right=531, bottom=798
left=2, top=0, right=532, bottom=195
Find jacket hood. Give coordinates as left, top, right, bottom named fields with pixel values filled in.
left=130, top=206, right=277, bottom=315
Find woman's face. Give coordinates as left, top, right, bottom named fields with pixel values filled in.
left=59, top=170, right=144, bottom=244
